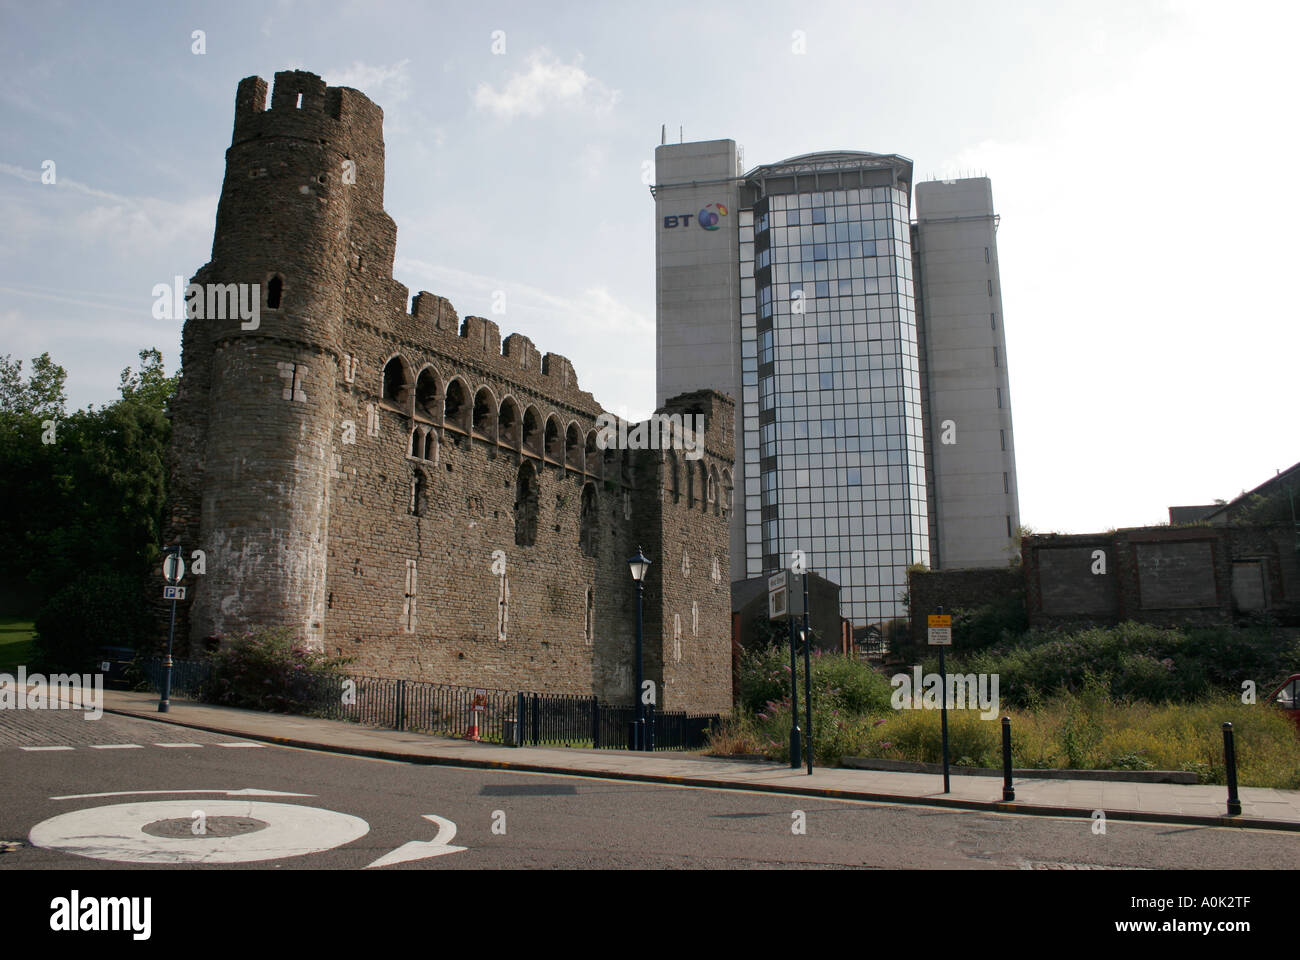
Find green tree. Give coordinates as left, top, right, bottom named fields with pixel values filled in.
left=118, top=348, right=177, bottom=412
left=0, top=352, right=67, bottom=418
left=1234, top=487, right=1296, bottom=526
left=0, top=349, right=173, bottom=619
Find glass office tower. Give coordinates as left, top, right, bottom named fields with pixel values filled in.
left=740, top=154, right=928, bottom=626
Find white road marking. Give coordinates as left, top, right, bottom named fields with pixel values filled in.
left=153, top=743, right=203, bottom=748
left=89, top=744, right=144, bottom=750
left=20, top=746, right=74, bottom=752
left=29, top=800, right=368, bottom=864
left=366, top=814, right=466, bottom=868
left=215, top=742, right=264, bottom=748
left=51, top=788, right=315, bottom=801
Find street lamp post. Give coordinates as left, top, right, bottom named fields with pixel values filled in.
left=627, top=547, right=652, bottom=752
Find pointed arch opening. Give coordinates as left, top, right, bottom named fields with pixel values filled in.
left=522, top=405, right=542, bottom=456
left=266, top=275, right=283, bottom=310
left=580, top=482, right=599, bottom=558
left=382, top=356, right=411, bottom=409
left=444, top=378, right=469, bottom=433
left=409, top=468, right=428, bottom=516
left=414, top=367, right=439, bottom=421
left=514, top=461, right=539, bottom=546
left=544, top=414, right=563, bottom=462
left=472, top=386, right=497, bottom=439
left=565, top=422, right=582, bottom=470
left=498, top=397, right=521, bottom=448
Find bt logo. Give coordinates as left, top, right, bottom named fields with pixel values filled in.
left=698, top=202, right=727, bottom=230
left=663, top=202, right=728, bottom=230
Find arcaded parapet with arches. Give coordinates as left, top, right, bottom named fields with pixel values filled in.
left=160, top=70, right=734, bottom=714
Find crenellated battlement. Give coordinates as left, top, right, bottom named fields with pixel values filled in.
left=233, top=70, right=383, bottom=138
left=394, top=291, right=598, bottom=405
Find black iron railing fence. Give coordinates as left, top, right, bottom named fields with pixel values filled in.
left=136, top=658, right=720, bottom=751
left=138, top=657, right=211, bottom=700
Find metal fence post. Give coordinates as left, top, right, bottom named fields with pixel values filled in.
left=532, top=693, right=540, bottom=746
left=395, top=679, right=405, bottom=731
left=591, top=696, right=600, bottom=749
left=516, top=691, right=525, bottom=747
left=1001, top=716, right=1015, bottom=802
left=1223, top=721, right=1242, bottom=816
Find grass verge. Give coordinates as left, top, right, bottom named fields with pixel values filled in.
left=0, top=618, right=35, bottom=673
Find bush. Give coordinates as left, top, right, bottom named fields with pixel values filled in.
left=31, top=570, right=151, bottom=673
left=736, top=643, right=893, bottom=716
left=736, top=644, right=797, bottom=715
left=949, top=590, right=1028, bottom=653
left=925, top=622, right=1300, bottom=708
left=724, top=645, right=899, bottom=764
left=201, top=627, right=352, bottom=714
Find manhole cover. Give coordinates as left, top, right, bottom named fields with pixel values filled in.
left=142, top=816, right=269, bottom=839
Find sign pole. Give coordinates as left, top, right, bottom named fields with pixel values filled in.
left=160, top=545, right=183, bottom=714
left=802, top=572, right=812, bottom=776
left=937, top=605, right=950, bottom=793
left=926, top=606, right=953, bottom=792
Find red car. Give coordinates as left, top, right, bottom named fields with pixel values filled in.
left=1267, top=674, right=1300, bottom=732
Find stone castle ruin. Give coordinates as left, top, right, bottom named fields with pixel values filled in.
left=160, top=70, right=734, bottom=714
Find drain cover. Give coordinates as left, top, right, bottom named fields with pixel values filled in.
left=142, top=816, right=269, bottom=839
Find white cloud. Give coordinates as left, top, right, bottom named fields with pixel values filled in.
left=324, top=59, right=413, bottom=103
left=0, top=163, right=216, bottom=254
left=472, top=51, right=619, bottom=119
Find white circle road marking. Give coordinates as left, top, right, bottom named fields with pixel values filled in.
left=29, top=800, right=369, bottom=865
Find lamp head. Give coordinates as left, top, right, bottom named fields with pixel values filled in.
left=627, top=546, right=652, bottom=582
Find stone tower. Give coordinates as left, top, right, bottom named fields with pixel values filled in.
left=166, top=71, right=393, bottom=648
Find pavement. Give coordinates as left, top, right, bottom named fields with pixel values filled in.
left=94, top=688, right=1300, bottom=832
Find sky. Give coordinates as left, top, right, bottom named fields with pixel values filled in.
left=1, top=0, right=1296, bottom=535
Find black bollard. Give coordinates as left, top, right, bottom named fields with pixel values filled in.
left=1001, top=716, right=1015, bottom=802
left=1222, top=722, right=1241, bottom=817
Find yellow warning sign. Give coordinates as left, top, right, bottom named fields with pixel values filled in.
left=927, top=614, right=952, bottom=628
